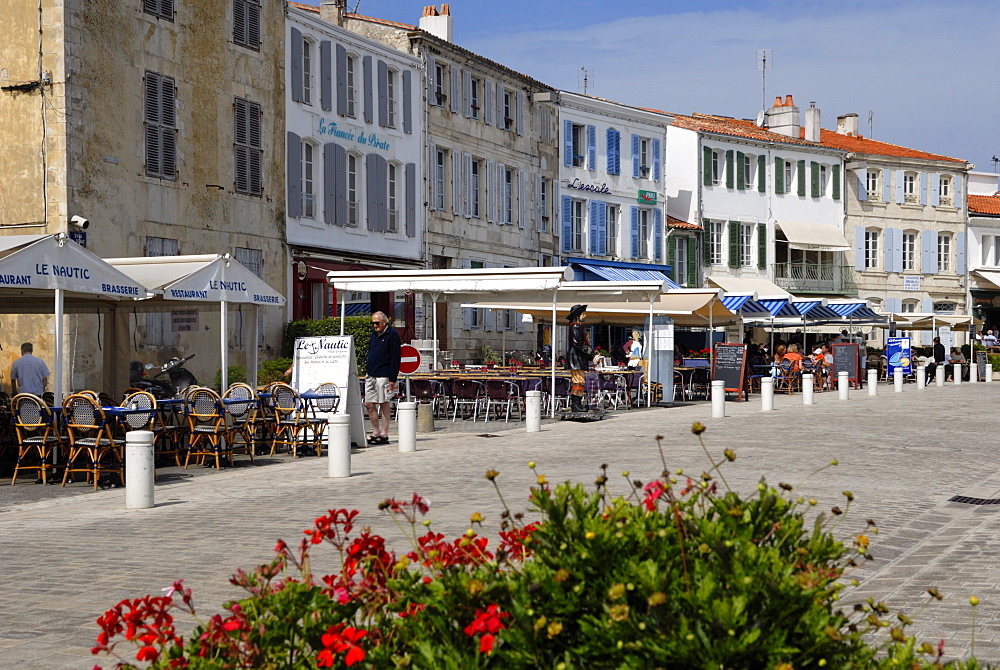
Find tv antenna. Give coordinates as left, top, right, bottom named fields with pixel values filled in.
left=992, top=155, right=999, bottom=173
left=579, top=67, right=594, bottom=95
left=756, top=49, right=772, bottom=115
left=867, top=110, right=874, bottom=138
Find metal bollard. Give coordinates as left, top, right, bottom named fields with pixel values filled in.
left=711, top=380, right=725, bottom=418
left=987, top=365, right=994, bottom=383
left=838, top=371, right=849, bottom=400
left=936, top=367, right=945, bottom=387
left=760, top=377, right=774, bottom=411
left=954, top=363, right=962, bottom=385
left=802, top=374, right=814, bottom=405
left=893, top=368, right=903, bottom=393
left=125, top=430, right=155, bottom=509
left=916, top=365, right=926, bottom=389
left=867, top=368, right=878, bottom=396
left=525, top=390, right=542, bottom=432
left=397, top=401, right=417, bottom=453
left=327, top=414, right=351, bottom=478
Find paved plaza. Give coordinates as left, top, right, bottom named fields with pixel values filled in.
left=2, top=380, right=1000, bottom=668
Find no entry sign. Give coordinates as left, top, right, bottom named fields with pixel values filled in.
left=399, top=344, right=421, bottom=375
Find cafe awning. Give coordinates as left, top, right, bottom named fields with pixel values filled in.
left=776, top=221, right=851, bottom=252
left=971, top=270, right=1000, bottom=290
left=706, top=276, right=790, bottom=300
left=327, top=266, right=574, bottom=294
left=573, top=261, right=681, bottom=289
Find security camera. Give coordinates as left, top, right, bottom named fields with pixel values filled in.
left=69, top=215, right=89, bottom=229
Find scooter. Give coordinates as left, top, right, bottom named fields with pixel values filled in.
left=129, top=354, right=199, bottom=399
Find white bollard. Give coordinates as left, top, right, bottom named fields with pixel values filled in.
left=867, top=368, right=878, bottom=396
left=397, top=401, right=417, bottom=452
left=970, top=361, right=978, bottom=383
left=760, top=377, right=774, bottom=411
left=802, top=374, right=814, bottom=405
left=987, top=365, right=994, bottom=383
left=711, top=380, right=726, bottom=418
left=327, top=414, right=351, bottom=478
left=893, top=368, right=903, bottom=393
left=916, top=365, right=926, bottom=389
left=525, top=390, right=542, bottom=432
left=936, top=366, right=945, bottom=387
left=125, top=430, right=155, bottom=510
left=954, top=363, right=962, bottom=385
left=838, top=371, right=850, bottom=400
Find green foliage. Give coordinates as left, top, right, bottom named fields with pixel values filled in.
left=480, top=345, right=500, bottom=364
left=282, top=316, right=371, bottom=374
left=989, top=354, right=1000, bottom=374
left=213, top=365, right=246, bottom=390
left=258, top=358, right=293, bottom=386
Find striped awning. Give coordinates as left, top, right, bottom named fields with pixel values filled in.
left=721, top=294, right=754, bottom=312
left=580, top=263, right=681, bottom=289
left=801, top=304, right=842, bottom=320
left=335, top=302, right=371, bottom=317
left=759, top=298, right=798, bottom=317
left=792, top=299, right=823, bottom=315
left=850, top=307, right=882, bottom=320
left=827, top=301, right=866, bottom=317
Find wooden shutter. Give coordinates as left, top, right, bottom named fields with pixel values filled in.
left=517, top=170, right=525, bottom=229
left=757, top=222, right=767, bottom=269
left=895, top=170, right=905, bottom=203
left=703, top=145, right=712, bottom=186
left=333, top=43, right=345, bottom=115
left=653, top=209, right=663, bottom=262
left=796, top=160, right=806, bottom=196
left=562, top=196, right=573, bottom=253
left=247, top=101, right=261, bottom=195
left=377, top=60, right=388, bottom=127
left=516, top=91, right=525, bottom=136
left=757, top=154, right=766, bottom=192
left=774, top=157, right=784, bottom=193
left=426, top=56, right=436, bottom=105
left=159, top=75, right=176, bottom=179
left=882, top=169, right=891, bottom=203
left=921, top=230, right=937, bottom=274
left=956, top=232, right=966, bottom=273
left=587, top=125, right=596, bottom=171
left=405, top=162, right=416, bottom=237
left=607, top=129, right=619, bottom=175
left=667, top=234, right=676, bottom=279
left=832, top=164, right=841, bottom=200
left=686, top=237, right=698, bottom=287
left=736, top=151, right=745, bottom=190
left=728, top=221, right=740, bottom=268
left=630, top=206, right=639, bottom=259
left=495, top=82, right=504, bottom=126
left=402, top=69, right=412, bottom=134
left=362, top=55, right=374, bottom=124
left=563, top=119, right=573, bottom=167
left=322, top=143, right=335, bottom=225
left=854, top=227, right=866, bottom=271
left=461, top=70, right=472, bottom=118
left=631, top=134, right=640, bottom=178
left=919, top=172, right=927, bottom=205
left=247, top=1, right=260, bottom=50
left=810, top=161, right=819, bottom=198
left=930, top=174, right=940, bottom=207
left=483, top=79, right=492, bottom=126
left=857, top=168, right=868, bottom=201
left=725, top=150, right=734, bottom=189
left=452, top=149, right=461, bottom=214
left=486, top=160, right=495, bottom=223
left=702, top=220, right=711, bottom=266
left=234, top=0, right=246, bottom=47
left=588, top=200, right=601, bottom=255
left=290, top=28, right=303, bottom=103
left=286, top=132, right=302, bottom=218
left=334, top=143, right=348, bottom=225
left=144, top=72, right=161, bottom=176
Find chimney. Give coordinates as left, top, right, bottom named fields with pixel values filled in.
left=804, top=102, right=820, bottom=143
left=320, top=0, right=344, bottom=26
left=419, top=4, right=453, bottom=42
left=836, top=113, right=859, bottom=136
left=765, top=93, right=799, bottom=138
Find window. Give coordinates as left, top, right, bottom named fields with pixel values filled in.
left=433, top=148, right=447, bottom=210
left=432, top=62, right=446, bottom=106
left=933, top=301, right=956, bottom=315
left=743, top=154, right=752, bottom=188
left=711, top=150, right=721, bottom=185
left=675, top=237, right=689, bottom=286
left=570, top=200, right=584, bottom=252
left=469, top=76, right=480, bottom=120
left=469, top=158, right=481, bottom=218
left=571, top=123, right=585, bottom=168
left=904, top=172, right=917, bottom=203
left=740, top=223, right=753, bottom=267
left=501, top=167, right=514, bottom=224
left=902, top=231, right=917, bottom=271
left=346, top=152, right=360, bottom=227
left=637, top=209, right=650, bottom=258
left=301, top=38, right=312, bottom=105
left=540, top=178, right=549, bottom=230
left=234, top=97, right=262, bottom=195
left=387, top=163, right=399, bottom=233
left=938, top=233, right=951, bottom=272
left=143, top=0, right=173, bottom=21
left=940, top=176, right=952, bottom=206
left=301, top=141, right=315, bottom=218
left=502, top=90, right=514, bottom=130
left=233, top=0, right=261, bottom=51
left=901, top=299, right=918, bottom=313
left=144, top=71, right=176, bottom=180
left=819, top=164, right=828, bottom=197
left=864, top=229, right=879, bottom=269
left=346, top=54, right=357, bottom=117
left=606, top=204, right=619, bottom=256
left=866, top=170, right=880, bottom=201
left=144, top=237, right=179, bottom=347
left=386, top=68, right=397, bottom=128
left=639, top=138, right=651, bottom=178
left=710, top=221, right=724, bottom=265
left=784, top=161, right=793, bottom=193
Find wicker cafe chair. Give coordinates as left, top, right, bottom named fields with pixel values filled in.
left=222, top=383, right=257, bottom=464
left=61, top=393, right=124, bottom=489
left=184, top=387, right=233, bottom=470
left=10, top=393, right=61, bottom=485
left=305, top=382, right=341, bottom=456
left=270, top=383, right=322, bottom=458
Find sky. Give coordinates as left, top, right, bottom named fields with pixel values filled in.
left=301, top=0, right=1000, bottom=173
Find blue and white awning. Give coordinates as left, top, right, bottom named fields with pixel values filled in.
left=801, top=304, right=842, bottom=320
left=759, top=298, right=799, bottom=318
left=827, top=301, right=866, bottom=318
left=580, top=263, right=680, bottom=289
left=791, top=299, right=823, bottom=316
left=721, top=294, right=754, bottom=312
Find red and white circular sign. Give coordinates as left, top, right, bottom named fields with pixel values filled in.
left=399, top=344, right=421, bottom=375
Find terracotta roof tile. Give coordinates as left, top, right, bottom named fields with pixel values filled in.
left=970, top=194, right=1000, bottom=215
left=288, top=1, right=318, bottom=12
left=816, top=128, right=965, bottom=164
left=671, top=113, right=818, bottom=147
left=667, top=215, right=701, bottom=230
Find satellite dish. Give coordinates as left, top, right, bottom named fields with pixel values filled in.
left=755, top=110, right=765, bottom=127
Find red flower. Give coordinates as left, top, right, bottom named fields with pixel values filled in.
left=464, top=604, right=509, bottom=654
left=318, top=624, right=368, bottom=667
left=642, top=480, right=667, bottom=511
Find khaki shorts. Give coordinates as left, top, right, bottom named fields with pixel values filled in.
left=365, top=376, right=393, bottom=404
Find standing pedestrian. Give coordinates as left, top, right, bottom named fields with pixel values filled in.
left=566, top=304, right=592, bottom=412
left=10, top=342, right=50, bottom=397
left=365, top=311, right=401, bottom=445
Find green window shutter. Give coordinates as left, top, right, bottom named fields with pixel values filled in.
left=667, top=235, right=676, bottom=280
left=797, top=159, right=806, bottom=196
left=775, top=157, right=784, bottom=194
left=686, top=237, right=698, bottom=287
left=832, top=164, right=841, bottom=200
left=758, top=154, right=766, bottom=192
left=810, top=161, right=820, bottom=198
left=725, top=150, right=734, bottom=189
left=728, top=220, right=740, bottom=268
left=702, top=220, right=711, bottom=265
left=703, top=146, right=712, bottom=186
left=736, top=151, right=745, bottom=190
left=757, top=222, right=767, bottom=269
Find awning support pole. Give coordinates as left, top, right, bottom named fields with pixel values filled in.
left=340, top=291, right=346, bottom=336
left=220, top=299, right=229, bottom=391
left=551, top=291, right=557, bottom=418
left=248, top=304, right=259, bottom=389
left=647, top=295, right=653, bottom=407
left=54, top=288, right=64, bottom=405
left=432, top=297, right=438, bottom=370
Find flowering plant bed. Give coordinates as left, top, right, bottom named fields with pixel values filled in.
left=94, top=427, right=986, bottom=669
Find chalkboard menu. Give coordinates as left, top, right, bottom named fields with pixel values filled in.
left=831, top=343, right=860, bottom=388
left=977, top=350, right=988, bottom=380
left=711, top=343, right=748, bottom=401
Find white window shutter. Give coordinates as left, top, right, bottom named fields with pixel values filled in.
left=428, top=143, right=437, bottom=210
left=535, top=174, right=544, bottom=232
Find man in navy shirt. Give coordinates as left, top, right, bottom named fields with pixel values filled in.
left=365, top=311, right=401, bottom=444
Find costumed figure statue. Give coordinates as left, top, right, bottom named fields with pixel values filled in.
left=566, top=304, right=591, bottom=412
left=627, top=329, right=643, bottom=368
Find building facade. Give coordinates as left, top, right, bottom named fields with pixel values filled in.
left=966, top=171, right=1000, bottom=332
left=0, top=0, right=287, bottom=392
left=286, top=5, right=423, bottom=340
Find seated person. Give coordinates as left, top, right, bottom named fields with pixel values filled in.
left=950, top=347, right=968, bottom=380
left=771, top=344, right=787, bottom=377
left=984, top=330, right=998, bottom=348
left=782, top=343, right=803, bottom=373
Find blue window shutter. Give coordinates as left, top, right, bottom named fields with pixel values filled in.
left=596, top=201, right=607, bottom=256
left=405, top=162, right=416, bottom=237
left=449, top=66, right=459, bottom=114
left=895, top=170, right=905, bottom=203
left=323, top=143, right=336, bottom=225
left=606, top=129, right=617, bottom=175
left=885, top=297, right=901, bottom=314
left=921, top=298, right=934, bottom=313
left=495, top=82, right=504, bottom=126
left=461, top=70, right=472, bottom=118
left=930, top=174, right=940, bottom=207
left=563, top=120, right=573, bottom=168
left=483, top=79, right=492, bottom=126
left=363, top=55, right=374, bottom=124
left=630, top=206, right=639, bottom=259
left=854, top=226, right=866, bottom=271
left=562, top=196, right=573, bottom=253
left=857, top=168, right=868, bottom=201
left=612, top=130, right=621, bottom=174
left=588, top=200, right=600, bottom=254
left=286, top=132, right=301, bottom=218
left=333, top=143, right=347, bottom=225
left=426, top=56, right=436, bottom=104
left=882, top=168, right=891, bottom=203
left=956, top=232, right=966, bottom=273
left=290, top=28, right=303, bottom=103
left=884, top=227, right=897, bottom=273
left=652, top=138, right=662, bottom=182
left=921, top=230, right=937, bottom=274
left=402, top=70, right=412, bottom=134
left=321, top=41, right=333, bottom=112
left=631, top=134, right=640, bottom=178
left=587, top=125, right=596, bottom=171
left=953, top=173, right=962, bottom=207
left=919, top=173, right=927, bottom=206
left=377, top=60, right=388, bottom=127
left=653, top=209, right=663, bottom=262
left=335, top=43, right=347, bottom=115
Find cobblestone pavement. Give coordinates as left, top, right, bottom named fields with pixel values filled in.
left=2, top=381, right=1000, bottom=668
